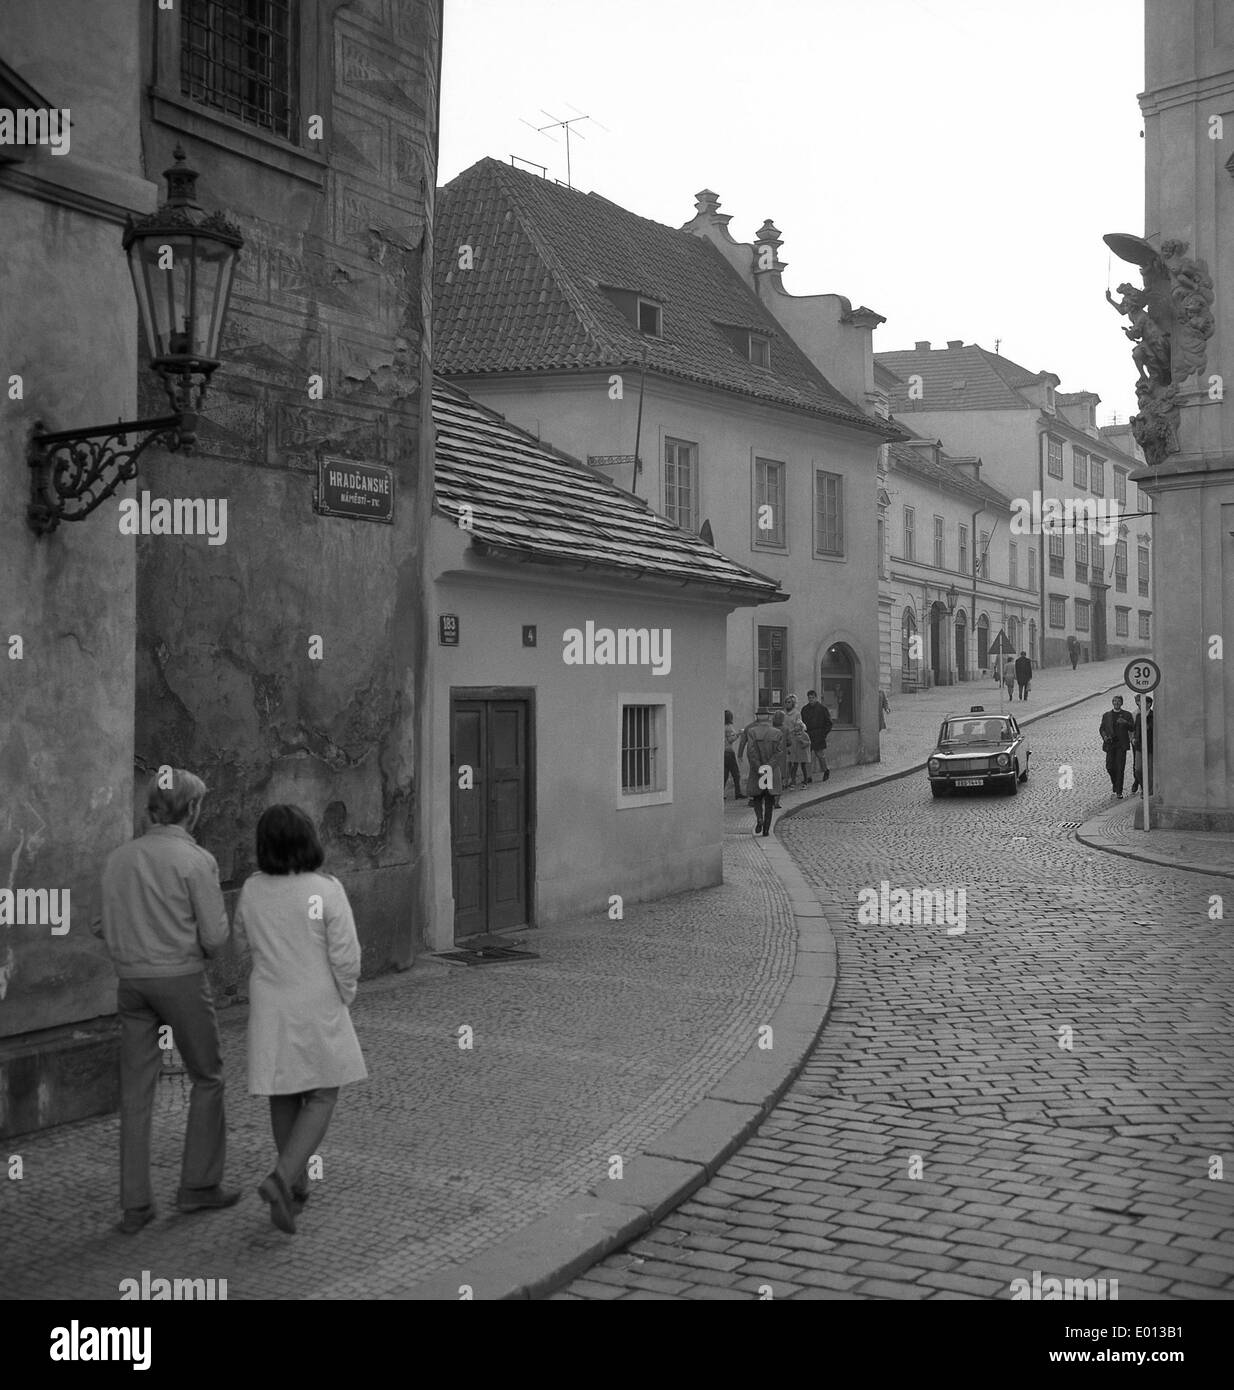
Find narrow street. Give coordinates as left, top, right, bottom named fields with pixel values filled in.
left=561, top=694, right=1234, bottom=1299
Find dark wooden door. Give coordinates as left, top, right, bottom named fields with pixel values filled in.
left=450, top=697, right=531, bottom=940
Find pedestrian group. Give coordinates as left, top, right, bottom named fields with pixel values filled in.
left=96, top=769, right=367, bottom=1238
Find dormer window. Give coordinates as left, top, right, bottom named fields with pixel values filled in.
left=1044, top=384, right=1056, bottom=412
left=638, top=299, right=662, bottom=337
left=748, top=333, right=770, bottom=368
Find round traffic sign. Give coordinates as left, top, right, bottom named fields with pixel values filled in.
left=1124, top=657, right=1160, bottom=694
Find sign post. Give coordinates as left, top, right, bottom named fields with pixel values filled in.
left=1123, top=658, right=1161, bottom=832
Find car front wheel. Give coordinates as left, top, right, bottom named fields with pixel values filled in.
left=930, top=782, right=948, bottom=799
left=1006, top=763, right=1019, bottom=795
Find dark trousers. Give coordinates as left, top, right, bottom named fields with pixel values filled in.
left=1105, top=745, right=1128, bottom=793
left=1017, top=681, right=1028, bottom=700
left=753, top=791, right=775, bottom=835
left=269, top=1088, right=339, bottom=1192
left=118, top=972, right=226, bottom=1211
left=1070, top=652, right=1079, bottom=669
left=723, top=749, right=743, bottom=797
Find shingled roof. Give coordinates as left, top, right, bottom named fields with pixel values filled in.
left=432, top=380, right=785, bottom=602
left=876, top=343, right=1049, bottom=413
left=434, top=158, right=895, bottom=439
left=887, top=427, right=1013, bottom=512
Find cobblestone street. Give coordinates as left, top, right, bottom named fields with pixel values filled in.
left=562, top=694, right=1234, bottom=1300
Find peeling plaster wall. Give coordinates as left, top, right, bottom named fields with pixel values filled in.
left=133, top=0, right=441, bottom=986
left=0, top=0, right=152, bottom=1039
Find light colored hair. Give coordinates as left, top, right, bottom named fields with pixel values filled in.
left=147, top=768, right=208, bottom=825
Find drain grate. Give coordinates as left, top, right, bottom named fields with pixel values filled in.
left=435, top=943, right=539, bottom=967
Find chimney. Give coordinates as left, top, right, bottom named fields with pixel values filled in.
left=914, top=340, right=931, bottom=351
left=947, top=339, right=963, bottom=348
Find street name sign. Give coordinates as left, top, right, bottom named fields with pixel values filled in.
left=316, top=457, right=395, bottom=524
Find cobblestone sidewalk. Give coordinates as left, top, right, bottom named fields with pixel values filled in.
left=1078, top=803, right=1234, bottom=879
left=0, top=831, right=794, bottom=1300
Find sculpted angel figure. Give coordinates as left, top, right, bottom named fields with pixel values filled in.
left=1106, top=281, right=1169, bottom=383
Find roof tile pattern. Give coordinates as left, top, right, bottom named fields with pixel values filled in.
left=877, top=344, right=1045, bottom=413
left=432, top=380, right=782, bottom=601
left=435, top=158, right=892, bottom=436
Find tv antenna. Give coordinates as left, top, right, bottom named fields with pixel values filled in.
left=994, top=337, right=1002, bottom=355
left=518, top=104, right=608, bottom=189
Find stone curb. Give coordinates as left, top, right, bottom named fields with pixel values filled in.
left=399, top=678, right=1119, bottom=1300
left=768, top=680, right=1125, bottom=823
left=399, top=822, right=841, bottom=1300
left=1074, top=806, right=1234, bottom=880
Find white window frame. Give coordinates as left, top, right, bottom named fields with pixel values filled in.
left=662, top=436, right=698, bottom=532
left=813, top=469, right=845, bottom=559
left=617, top=694, right=673, bottom=809
left=752, top=455, right=787, bottom=551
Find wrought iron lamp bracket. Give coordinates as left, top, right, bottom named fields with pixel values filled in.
left=27, top=412, right=197, bottom=536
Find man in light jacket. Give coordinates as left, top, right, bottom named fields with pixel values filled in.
left=99, top=768, right=239, bottom=1233
left=738, top=708, right=786, bottom=837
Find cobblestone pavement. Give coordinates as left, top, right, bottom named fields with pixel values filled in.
left=1078, top=803, right=1234, bottom=879
left=0, top=833, right=794, bottom=1300
left=563, top=694, right=1234, bottom=1300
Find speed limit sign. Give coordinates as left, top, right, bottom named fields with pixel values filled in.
left=1124, top=657, right=1161, bottom=694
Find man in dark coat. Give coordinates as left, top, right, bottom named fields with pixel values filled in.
left=1067, top=635, right=1080, bottom=670
left=1099, top=694, right=1136, bottom=797
left=801, top=689, right=832, bottom=782
left=1013, top=650, right=1032, bottom=701
left=737, top=707, right=785, bottom=837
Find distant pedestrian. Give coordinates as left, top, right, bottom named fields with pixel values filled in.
left=801, top=689, right=832, bottom=782
left=1003, top=663, right=1016, bottom=700
left=1067, top=635, right=1080, bottom=671
left=1131, top=695, right=1155, bottom=796
left=782, top=695, right=812, bottom=787
left=993, top=660, right=1003, bottom=688
left=1099, top=695, right=1136, bottom=798
left=1014, top=650, right=1032, bottom=701
left=723, top=709, right=743, bottom=800
left=878, top=688, right=890, bottom=733
left=98, top=768, right=238, bottom=1235
left=738, top=707, right=785, bottom=836
left=235, top=805, right=368, bottom=1235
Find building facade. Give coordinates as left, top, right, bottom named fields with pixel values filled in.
left=876, top=342, right=1154, bottom=668
left=0, top=0, right=443, bottom=1138
left=434, top=162, right=902, bottom=765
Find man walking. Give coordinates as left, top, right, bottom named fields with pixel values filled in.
left=801, top=689, right=832, bottom=782
left=99, top=768, right=239, bottom=1234
left=1067, top=635, right=1080, bottom=670
left=1099, top=695, right=1136, bottom=798
left=1014, top=649, right=1033, bottom=701
left=737, top=707, right=785, bottom=837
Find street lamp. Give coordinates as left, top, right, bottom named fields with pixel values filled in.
left=944, top=582, right=958, bottom=615
left=27, top=146, right=243, bottom=535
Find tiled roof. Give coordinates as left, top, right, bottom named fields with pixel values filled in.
left=435, top=158, right=896, bottom=438
left=432, top=379, right=784, bottom=602
left=887, top=424, right=1013, bottom=510
left=876, top=344, right=1047, bottom=413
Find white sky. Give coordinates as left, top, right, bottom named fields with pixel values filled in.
left=440, top=0, right=1146, bottom=424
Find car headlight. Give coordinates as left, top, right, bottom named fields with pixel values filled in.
left=928, top=758, right=941, bottom=772
left=996, top=753, right=1011, bottom=767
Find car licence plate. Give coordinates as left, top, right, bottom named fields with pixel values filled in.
left=955, top=778, right=984, bottom=787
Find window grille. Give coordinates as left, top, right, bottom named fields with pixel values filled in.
left=621, top=704, right=657, bottom=793
left=182, top=0, right=296, bottom=140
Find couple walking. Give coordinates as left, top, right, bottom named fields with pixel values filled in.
left=1099, top=693, right=1155, bottom=798
left=96, top=769, right=367, bottom=1237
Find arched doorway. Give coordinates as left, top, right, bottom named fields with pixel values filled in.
left=954, top=608, right=967, bottom=681
left=901, top=608, right=918, bottom=690
left=976, top=613, right=990, bottom=670
left=1028, top=619, right=1037, bottom=664
left=929, top=601, right=946, bottom=684
left=819, top=643, right=857, bottom=725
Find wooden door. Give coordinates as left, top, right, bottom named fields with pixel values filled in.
left=450, top=696, right=531, bottom=940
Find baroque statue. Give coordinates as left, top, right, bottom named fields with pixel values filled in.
left=1102, top=233, right=1215, bottom=466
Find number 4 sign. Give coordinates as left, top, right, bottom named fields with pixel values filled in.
left=1124, top=657, right=1161, bottom=694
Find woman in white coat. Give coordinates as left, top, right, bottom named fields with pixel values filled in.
left=235, top=804, right=367, bottom=1234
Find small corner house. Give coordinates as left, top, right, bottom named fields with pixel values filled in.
left=426, top=381, right=783, bottom=946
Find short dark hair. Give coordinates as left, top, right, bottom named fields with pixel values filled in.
left=256, top=804, right=325, bottom=875
left=724, top=708, right=734, bottom=722
left=807, top=689, right=817, bottom=698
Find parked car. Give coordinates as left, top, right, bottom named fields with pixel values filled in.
left=927, top=706, right=1030, bottom=797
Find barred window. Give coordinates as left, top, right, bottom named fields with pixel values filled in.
left=621, top=704, right=657, bottom=794
left=182, top=0, right=296, bottom=140
left=758, top=626, right=787, bottom=709
left=1049, top=594, right=1066, bottom=628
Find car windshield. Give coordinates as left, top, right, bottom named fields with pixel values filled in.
left=941, top=719, right=1009, bottom=745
